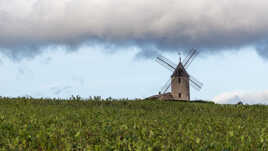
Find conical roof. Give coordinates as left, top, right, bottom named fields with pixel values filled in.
left=171, top=62, right=189, bottom=77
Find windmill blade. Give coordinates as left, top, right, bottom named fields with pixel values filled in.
left=155, top=55, right=176, bottom=72
left=189, top=75, right=203, bottom=91
left=190, top=75, right=203, bottom=88
left=183, top=49, right=199, bottom=69
left=182, top=49, right=195, bottom=65
left=190, top=80, right=202, bottom=91
left=160, top=78, right=171, bottom=94
left=185, top=50, right=199, bottom=69
left=183, top=49, right=198, bottom=68
left=158, top=55, right=177, bottom=68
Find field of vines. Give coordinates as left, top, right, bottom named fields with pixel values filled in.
left=0, top=97, right=267, bottom=150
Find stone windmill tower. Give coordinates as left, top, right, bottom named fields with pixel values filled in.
left=171, top=60, right=190, bottom=100
left=155, top=49, right=203, bottom=101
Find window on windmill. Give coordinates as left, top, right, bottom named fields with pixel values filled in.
left=179, top=93, right=182, bottom=98
left=178, top=78, right=181, bottom=83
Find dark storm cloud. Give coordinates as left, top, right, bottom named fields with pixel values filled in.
left=1, top=0, right=268, bottom=60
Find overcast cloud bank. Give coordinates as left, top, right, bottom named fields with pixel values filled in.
left=1, top=0, right=268, bottom=59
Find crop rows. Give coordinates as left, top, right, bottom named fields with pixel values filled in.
left=0, top=97, right=267, bottom=150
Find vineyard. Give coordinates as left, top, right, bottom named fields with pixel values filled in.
left=0, top=97, right=267, bottom=150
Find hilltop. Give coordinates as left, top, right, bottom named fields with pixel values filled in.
left=0, top=97, right=267, bottom=150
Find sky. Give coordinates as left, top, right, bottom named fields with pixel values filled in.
left=0, top=0, right=268, bottom=104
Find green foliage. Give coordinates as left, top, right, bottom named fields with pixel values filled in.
left=0, top=97, right=267, bottom=150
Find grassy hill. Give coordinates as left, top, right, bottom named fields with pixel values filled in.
left=0, top=97, right=267, bottom=150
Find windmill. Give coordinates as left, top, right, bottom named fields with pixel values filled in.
left=154, top=49, right=203, bottom=101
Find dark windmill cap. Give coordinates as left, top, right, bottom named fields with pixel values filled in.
left=171, top=62, right=189, bottom=77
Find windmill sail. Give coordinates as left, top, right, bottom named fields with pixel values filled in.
left=189, top=75, right=203, bottom=91
left=157, top=55, right=177, bottom=68
left=160, top=78, right=171, bottom=94
left=182, top=49, right=195, bottom=65
left=190, top=80, right=202, bottom=91
left=155, top=56, right=176, bottom=72
left=183, top=49, right=199, bottom=69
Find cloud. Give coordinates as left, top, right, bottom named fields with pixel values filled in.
left=1, top=0, right=268, bottom=59
left=213, top=90, right=268, bottom=104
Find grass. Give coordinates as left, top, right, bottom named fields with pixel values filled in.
left=0, top=97, right=267, bottom=150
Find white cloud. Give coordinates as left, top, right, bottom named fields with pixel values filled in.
left=213, top=90, right=268, bottom=104
left=1, top=0, right=268, bottom=59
